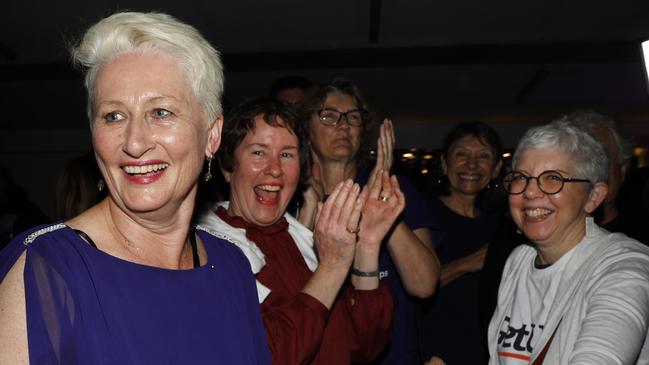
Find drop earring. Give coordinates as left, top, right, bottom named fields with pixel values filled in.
left=97, top=179, right=105, bottom=192
left=585, top=216, right=595, bottom=237
left=204, top=155, right=213, bottom=182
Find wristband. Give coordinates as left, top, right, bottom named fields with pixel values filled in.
left=351, top=267, right=379, bottom=277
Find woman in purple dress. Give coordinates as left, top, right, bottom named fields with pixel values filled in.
left=0, top=12, right=270, bottom=364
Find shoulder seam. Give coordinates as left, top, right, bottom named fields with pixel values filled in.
left=23, top=223, right=67, bottom=246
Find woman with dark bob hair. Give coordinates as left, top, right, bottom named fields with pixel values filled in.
left=198, top=97, right=400, bottom=364
left=419, top=121, right=507, bottom=365
left=488, top=118, right=649, bottom=364
left=0, top=12, right=270, bottom=364
left=297, top=77, right=440, bottom=365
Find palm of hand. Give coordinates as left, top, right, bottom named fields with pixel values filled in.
left=358, top=198, right=403, bottom=245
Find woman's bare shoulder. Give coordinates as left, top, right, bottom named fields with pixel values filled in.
left=0, top=251, right=28, bottom=364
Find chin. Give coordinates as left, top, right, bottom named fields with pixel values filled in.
left=521, top=227, right=554, bottom=246
left=253, top=211, right=284, bottom=226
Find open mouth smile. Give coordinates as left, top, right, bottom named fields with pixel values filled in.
left=254, top=184, right=282, bottom=205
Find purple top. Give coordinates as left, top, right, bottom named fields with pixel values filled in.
left=0, top=223, right=271, bottom=365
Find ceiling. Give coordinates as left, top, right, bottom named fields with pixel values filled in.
left=2, top=0, right=649, bottom=144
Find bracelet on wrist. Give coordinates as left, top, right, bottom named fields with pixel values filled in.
left=351, top=267, right=379, bottom=277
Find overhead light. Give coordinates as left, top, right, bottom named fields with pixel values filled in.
left=421, top=168, right=429, bottom=174
left=502, top=152, right=512, bottom=158
left=642, top=39, right=649, bottom=95
left=402, top=152, right=415, bottom=159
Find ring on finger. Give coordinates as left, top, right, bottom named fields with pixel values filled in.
left=378, top=195, right=389, bottom=202
left=346, top=226, right=360, bottom=234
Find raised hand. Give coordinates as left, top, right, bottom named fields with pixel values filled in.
left=368, top=119, right=395, bottom=188
left=357, top=170, right=405, bottom=250
left=313, top=179, right=364, bottom=270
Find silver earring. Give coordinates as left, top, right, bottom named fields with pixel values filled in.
left=204, top=155, right=213, bottom=182
left=97, top=179, right=105, bottom=192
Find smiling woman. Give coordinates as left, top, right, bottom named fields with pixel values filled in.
left=418, top=121, right=506, bottom=364
left=0, top=11, right=270, bottom=365
left=488, top=119, right=649, bottom=364
left=198, top=97, right=402, bottom=364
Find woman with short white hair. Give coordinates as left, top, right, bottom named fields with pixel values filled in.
left=488, top=118, right=649, bottom=364
left=0, top=12, right=270, bottom=364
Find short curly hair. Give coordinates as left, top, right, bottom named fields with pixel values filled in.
left=218, top=97, right=310, bottom=187
left=513, top=117, right=610, bottom=185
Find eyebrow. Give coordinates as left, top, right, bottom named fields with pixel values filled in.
left=245, top=142, right=299, bottom=150
left=96, top=95, right=185, bottom=108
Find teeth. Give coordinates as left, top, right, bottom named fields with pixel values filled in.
left=123, top=163, right=169, bottom=174
left=459, top=174, right=479, bottom=180
left=526, top=208, right=552, bottom=217
left=256, top=185, right=281, bottom=192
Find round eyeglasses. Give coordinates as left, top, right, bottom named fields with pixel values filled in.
left=317, top=108, right=366, bottom=127
left=503, top=170, right=591, bottom=195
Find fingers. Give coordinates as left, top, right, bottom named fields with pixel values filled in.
left=314, top=201, right=324, bottom=226
left=380, top=170, right=392, bottom=198
left=347, top=187, right=365, bottom=232
left=329, top=179, right=354, bottom=223
left=386, top=119, right=395, bottom=149
left=318, top=180, right=344, bottom=225
left=380, top=119, right=394, bottom=170
left=376, top=130, right=384, bottom=165
left=368, top=169, right=385, bottom=200
left=339, top=182, right=361, bottom=229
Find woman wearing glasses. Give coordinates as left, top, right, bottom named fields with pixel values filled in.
left=297, top=78, right=440, bottom=365
left=488, top=119, right=649, bottom=364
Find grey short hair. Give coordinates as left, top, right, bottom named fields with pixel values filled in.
left=71, top=12, right=223, bottom=124
left=568, top=110, right=634, bottom=163
left=513, top=117, right=609, bottom=185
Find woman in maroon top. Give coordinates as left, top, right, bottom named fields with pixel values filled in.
left=198, top=98, right=400, bottom=364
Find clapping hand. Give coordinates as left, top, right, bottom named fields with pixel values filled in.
left=367, top=119, right=395, bottom=188
left=357, top=170, right=405, bottom=251
left=313, top=179, right=364, bottom=269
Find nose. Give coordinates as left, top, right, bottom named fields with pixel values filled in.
left=265, top=156, right=283, bottom=177
left=523, top=177, right=543, bottom=199
left=123, top=116, right=154, bottom=158
left=467, top=154, right=478, bottom=168
left=335, top=115, right=352, bottom=130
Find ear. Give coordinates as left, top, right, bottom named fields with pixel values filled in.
left=584, top=181, right=608, bottom=214
left=492, top=158, right=504, bottom=180
left=205, top=114, right=224, bottom=158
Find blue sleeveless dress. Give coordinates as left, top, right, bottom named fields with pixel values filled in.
left=0, top=223, right=271, bottom=364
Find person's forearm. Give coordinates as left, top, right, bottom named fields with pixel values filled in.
left=438, top=259, right=468, bottom=287
left=302, top=262, right=349, bottom=309
left=351, top=241, right=381, bottom=290
left=261, top=292, right=329, bottom=364
left=439, top=245, right=487, bottom=287
left=386, top=223, right=440, bottom=298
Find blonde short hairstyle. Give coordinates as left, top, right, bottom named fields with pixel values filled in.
left=71, top=11, right=224, bottom=124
